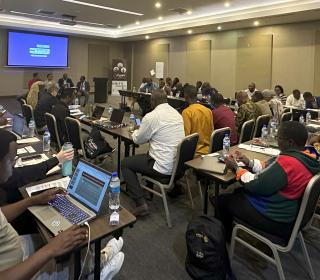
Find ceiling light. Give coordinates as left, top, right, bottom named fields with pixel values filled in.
left=187, top=29, right=193, bottom=34
left=253, top=20, right=260, bottom=26
left=145, top=35, right=150, bottom=39
left=217, top=25, right=222, bottom=30
left=62, top=0, right=143, bottom=16
left=135, top=21, right=140, bottom=25
left=186, top=10, right=192, bottom=15
left=158, top=16, right=163, bottom=20
left=155, top=2, right=162, bottom=8
left=117, top=25, right=121, bottom=28
left=224, top=2, right=231, bottom=7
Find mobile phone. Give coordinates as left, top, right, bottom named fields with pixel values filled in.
left=135, top=118, right=141, bottom=126
left=218, top=155, right=225, bottom=163
left=21, top=154, right=42, bottom=162
left=79, top=115, right=86, bottom=120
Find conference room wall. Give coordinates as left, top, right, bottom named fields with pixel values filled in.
left=0, top=30, right=124, bottom=96
left=127, top=21, right=319, bottom=98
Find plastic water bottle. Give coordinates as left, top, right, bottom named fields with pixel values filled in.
left=299, top=114, right=305, bottom=124
left=270, top=120, right=277, bottom=140
left=261, top=125, right=268, bottom=142
left=306, top=112, right=312, bottom=125
left=222, top=133, right=230, bottom=156
left=62, top=142, right=73, bottom=177
left=129, top=113, right=135, bottom=132
left=28, top=119, right=35, bottom=138
left=43, top=129, right=51, bottom=152
left=107, top=106, right=113, bottom=121
left=74, top=97, right=79, bottom=106
left=109, top=172, right=120, bottom=211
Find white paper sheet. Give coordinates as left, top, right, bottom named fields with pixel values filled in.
left=238, top=144, right=280, bottom=156
left=26, top=177, right=70, bottom=197
left=17, top=138, right=40, bottom=144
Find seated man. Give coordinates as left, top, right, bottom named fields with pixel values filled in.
left=245, top=82, right=258, bottom=99
left=121, top=89, right=185, bottom=216
left=286, top=89, right=305, bottom=109
left=235, top=91, right=262, bottom=136
left=303, top=91, right=320, bottom=109
left=34, top=82, right=58, bottom=130
left=76, top=76, right=90, bottom=106
left=141, top=78, right=157, bottom=93
left=182, top=85, right=213, bottom=156
left=251, top=91, right=272, bottom=116
left=58, top=73, right=74, bottom=90
left=262, top=89, right=283, bottom=123
left=217, top=121, right=320, bottom=241
left=28, top=72, right=41, bottom=90
left=211, top=93, right=237, bottom=145
left=52, top=88, right=75, bottom=145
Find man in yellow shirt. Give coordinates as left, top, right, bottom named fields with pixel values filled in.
left=182, top=85, right=214, bottom=156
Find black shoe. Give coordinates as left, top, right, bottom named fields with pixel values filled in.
left=167, top=185, right=183, bottom=198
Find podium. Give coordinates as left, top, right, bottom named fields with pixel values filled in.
left=93, top=78, right=108, bottom=103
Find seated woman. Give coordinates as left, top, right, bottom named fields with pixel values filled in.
left=215, top=121, right=320, bottom=241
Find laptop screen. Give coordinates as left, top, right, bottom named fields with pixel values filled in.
left=110, top=109, right=124, bottom=124
left=12, top=114, right=25, bottom=136
left=68, top=161, right=111, bottom=212
left=93, top=106, right=105, bottom=119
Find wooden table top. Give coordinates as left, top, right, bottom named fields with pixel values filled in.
left=185, top=141, right=274, bottom=184
left=20, top=174, right=136, bottom=245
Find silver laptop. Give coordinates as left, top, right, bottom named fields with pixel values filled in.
left=29, top=160, right=111, bottom=236
left=12, top=114, right=26, bottom=139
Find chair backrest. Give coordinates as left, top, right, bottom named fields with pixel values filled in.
left=285, top=174, right=320, bottom=249
left=252, top=114, right=271, bottom=138
left=169, top=133, right=199, bottom=186
left=20, top=98, right=27, bottom=105
left=65, top=117, right=86, bottom=158
left=238, top=119, right=255, bottom=144
left=280, top=112, right=292, bottom=123
left=45, top=113, right=61, bottom=150
left=209, top=127, right=231, bottom=153
left=22, top=104, right=34, bottom=125
left=283, top=107, right=291, bottom=114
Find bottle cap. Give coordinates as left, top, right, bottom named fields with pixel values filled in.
left=112, top=172, right=118, bottom=177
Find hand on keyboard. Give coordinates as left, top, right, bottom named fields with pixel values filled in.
left=31, top=188, right=67, bottom=206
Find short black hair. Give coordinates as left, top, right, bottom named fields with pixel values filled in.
left=0, top=129, right=17, bottom=160
left=278, top=121, right=308, bottom=147
left=60, top=88, right=75, bottom=99
left=33, top=72, right=38, bottom=78
left=184, top=85, right=197, bottom=100
left=303, top=92, right=313, bottom=99
left=293, top=89, right=300, bottom=94
left=275, top=85, right=284, bottom=93
left=47, top=73, right=53, bottom=78
left=252, top=91, right=264, bottom=102
left=211, top=93, right=224, bottom=105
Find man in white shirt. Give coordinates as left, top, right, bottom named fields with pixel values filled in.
left=121, top=89, right=185, bottom=217
left=286, top=89, right=305, bottom=109
left=245, top=82, right=258, bottom=99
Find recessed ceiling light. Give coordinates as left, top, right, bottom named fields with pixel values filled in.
left=135, top=20, right=140, bottom=25
left=62, top=0, right=143, bottom=16
left=158, top=16, right=163, bottom=20
left=224, top=2, right=231, bottom=7
left=155, top=2, right=162, bottom=8
left=186, top=10, right=192, bottom=15
left=117, top=25, right=121, bottom=28
left=145, top=35, right=150, bottom=39
left=187, top=29, right=193, bottom=34
left=253, top=20, right=260, bottom=26
left=217, top=25, right=222, bottom=30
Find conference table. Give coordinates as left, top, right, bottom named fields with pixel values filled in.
left=185, top=141, right=276, bottom=215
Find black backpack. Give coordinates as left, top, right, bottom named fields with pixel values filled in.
left=185, top=215, right=236, bottom=280
left=84, top=127, right=113, bottom=159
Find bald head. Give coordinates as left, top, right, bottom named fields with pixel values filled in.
left=151, top=89, right=167, bottom=109
left=236, top=91, right=249, bottom=106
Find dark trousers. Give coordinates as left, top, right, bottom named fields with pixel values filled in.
left=216, top=189, right=294, bottom=242
left=121, top=154, right=170, bottom=206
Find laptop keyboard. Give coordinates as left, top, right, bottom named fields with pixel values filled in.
left=49, top=195, right=90, bottom=224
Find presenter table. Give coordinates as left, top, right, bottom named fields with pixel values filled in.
left=20, top=175, right=136, bottom=280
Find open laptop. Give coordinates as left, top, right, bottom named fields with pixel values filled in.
left=12, top=114, right=26, bottom=139
left=29, top=160, right=111, bottom=236
left=109, top=108, right=125, bottom=125
left=87, top=105, right=105, bottom=120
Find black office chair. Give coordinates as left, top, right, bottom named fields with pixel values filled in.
left=238, top=119, right=255, bottom=144
left=283, top=107, right=291, bottom=114
left=252, top=115, right=272, bottom=138
left=45, top=113, right=61, bottom=151
left=22, top=104, right=34, bottom=125
left=223, top=98, right=231, bottom=106
left=280, top=112, right=292, bottom=123
left=208, top=127, right=231, bottom=153
left=140, top=133, right=199, bottom=227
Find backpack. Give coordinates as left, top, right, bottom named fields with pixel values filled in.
left=84, top=127, right=113, bottom=159
left=185, top=215, right=236, bottom=280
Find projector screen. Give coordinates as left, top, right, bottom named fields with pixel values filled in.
left=7, top=31, right=69, bottom=68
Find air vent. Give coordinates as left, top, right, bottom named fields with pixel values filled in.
left=169, top=8, right=188, bottom=15
left=37, top=9, right=55, bottom=15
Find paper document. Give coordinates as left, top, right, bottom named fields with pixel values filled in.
left=17, top=148, right=28, bottom=155
left=17, top=137, right=40, bottom=144
left=26, top=177, right=70, bottom=197
left=238, top=144, right=280, bottom=156
left=15, top=154, right=49, bottom=167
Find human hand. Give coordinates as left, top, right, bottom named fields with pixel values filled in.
left=234, top=151, right=250, bottom=166
left=45, top=225, right=88, bottom=257
left=56, top=149, right=74, bottom=164
left=224, top=155, right=239, bottom=171
left=30, top=188, right=67, bottom=206
left=0, top=117, right=7, bottom=126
